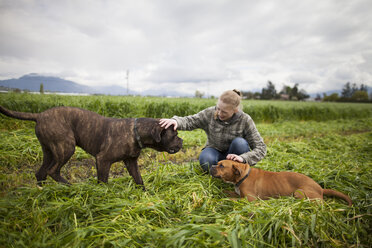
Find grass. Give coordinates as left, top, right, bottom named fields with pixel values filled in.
left=0, top=94, right=371, bottom=247
left=1, top=92, right=371, bottom=122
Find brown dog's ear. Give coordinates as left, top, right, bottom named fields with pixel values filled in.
left=232, top=163, right=244, bottom=176
left=232, top=164, right=241, bottom=176
left=151, top=125, right=163, bottom=142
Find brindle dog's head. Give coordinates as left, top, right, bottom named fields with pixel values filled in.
left=151, top=125, right=183, bottom=154
left=210, top=160, right=250, bottom=184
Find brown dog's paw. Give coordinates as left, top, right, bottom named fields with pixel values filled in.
left=223, top=189, right=240, bottom=198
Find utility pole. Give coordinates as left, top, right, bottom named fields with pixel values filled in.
left=207, top=82, right=209, bottom=98
left=126, top=70, right=129, bottom=95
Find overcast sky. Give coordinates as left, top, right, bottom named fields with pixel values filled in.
left=0, top=0, right=371, bottom=96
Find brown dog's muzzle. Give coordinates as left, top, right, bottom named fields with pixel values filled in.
left=209, top=165, right=220, bottom=178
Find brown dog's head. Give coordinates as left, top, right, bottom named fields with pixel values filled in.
left=151, top=124, right=183, bottom=154
left=210, top=160, right=250, bottom=184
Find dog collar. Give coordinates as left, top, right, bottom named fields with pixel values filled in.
left=235, top=167, right=252, bottom=187
left=134, top=118, right=144, bottom=149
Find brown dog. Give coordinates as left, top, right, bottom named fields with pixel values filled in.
left=0, top=106, right=183, bottom=189
left=210, top=160, right=352, bottom=206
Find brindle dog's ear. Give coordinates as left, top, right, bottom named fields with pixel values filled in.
left=151, top=125, right=163, bottom=142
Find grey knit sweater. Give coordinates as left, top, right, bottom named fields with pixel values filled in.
left=172, top=106, right=266, bottom=165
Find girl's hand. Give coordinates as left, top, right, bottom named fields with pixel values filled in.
left=226, top=154, right=244, bottom=163
left=159, top=119, right=178, bottom=130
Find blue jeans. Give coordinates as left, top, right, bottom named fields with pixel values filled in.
left=199, top=137, right=250, bottom=173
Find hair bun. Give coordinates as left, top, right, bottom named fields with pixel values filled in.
left=233, top=89, right=242, bottom=97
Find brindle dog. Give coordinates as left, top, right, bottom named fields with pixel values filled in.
left=0, top=106, right=183, bottom=189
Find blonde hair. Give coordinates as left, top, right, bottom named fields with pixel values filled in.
left=219, top=89, right=243, bottom=110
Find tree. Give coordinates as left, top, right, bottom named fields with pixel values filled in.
left=291, top=83, right=299, bottom=100
left=360, top=84, right=368, bottom=92
left=40, top=83, right=44, bottom=94
left=341, top=82, right=352, bottom=98
left=351, top=83, right=358, bottom=96
left=195, top=90, right=204, bottom=98
left=351, top=91, right=368, bottom=102
left=254, top=92, right=261, bottom=99
left=242, top=91, right=255, bottom=99
left=297, top=89, right=310, bottom=101
left=282, top=86, right=292, bottom=95
left=279, top=85, right=291, bottom=100
left=340, top=82, right=369, bottom=102
left=323, top=93, right=339, bottom=102
left=261, top=81, right=277, bottom=100
left=279, top=84, right=309, bottom=100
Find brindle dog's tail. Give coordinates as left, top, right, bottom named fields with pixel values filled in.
left=0, top=106, right=38, bottom=121
left=323, top=189, right=352, bottom=206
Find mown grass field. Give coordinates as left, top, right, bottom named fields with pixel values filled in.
left=0, top=93, right=371, bottom=247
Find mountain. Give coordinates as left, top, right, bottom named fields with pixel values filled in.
left=0, top=73, right=90, bottom=93
left=0, top=73, right=134, bottom=95
left=0, top=73, right=193, bottom=97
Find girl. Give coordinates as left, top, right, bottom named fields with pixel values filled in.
left=160, top=89, right=266, bottom=173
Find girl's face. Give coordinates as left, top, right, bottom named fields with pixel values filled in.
left=216, top=100, right=238, bottom=121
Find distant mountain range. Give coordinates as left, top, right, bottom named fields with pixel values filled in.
left=0, top=73, right=135, bottom=95
left=0, top=73, right=192, bottom=97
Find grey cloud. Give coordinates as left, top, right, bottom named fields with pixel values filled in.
left=0, top=0, right=371, bottom=96
left=147, top=63, right=241, bottom=84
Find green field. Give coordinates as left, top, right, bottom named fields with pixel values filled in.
left=0, top=93, right=371, bottom=247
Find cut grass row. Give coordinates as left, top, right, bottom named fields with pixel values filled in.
left=0, top=160, right=370, bottom=247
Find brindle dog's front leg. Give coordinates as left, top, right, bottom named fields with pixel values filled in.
left=124, top=157, right=145, bottom=191
left=96, top=153, right=113, bottom=183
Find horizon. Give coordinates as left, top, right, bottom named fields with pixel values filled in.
left=1, top=72, right=370, bottom=98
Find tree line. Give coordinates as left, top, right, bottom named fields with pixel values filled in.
left=241, top=81, right=310, bottom=101
left=322, top=82, right=370, bottom=102
left=239, top=81, right=370, bottom=103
